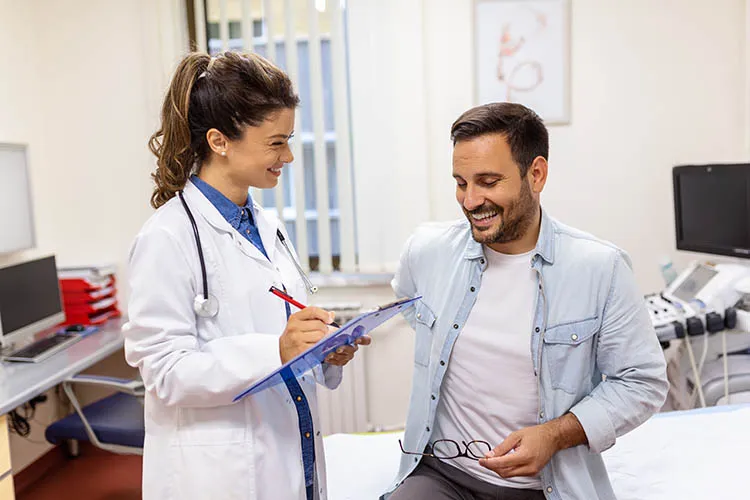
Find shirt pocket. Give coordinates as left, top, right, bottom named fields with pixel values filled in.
left=414, top=301, right=436, bottom=367
left=542, top=316, right=599, bottom=394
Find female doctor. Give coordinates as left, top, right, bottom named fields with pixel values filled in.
left=122, top=51, right=368, bottom=500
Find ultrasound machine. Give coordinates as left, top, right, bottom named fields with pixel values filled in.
left=648, top=163, right=750, bottom=407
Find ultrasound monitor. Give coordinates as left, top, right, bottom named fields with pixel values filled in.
left=673, top=163, right=750, bottom=259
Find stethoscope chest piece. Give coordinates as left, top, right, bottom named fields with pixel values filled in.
left=194, top=294, right=220, bottom=318
left=178, top=188, right=317, bottom=321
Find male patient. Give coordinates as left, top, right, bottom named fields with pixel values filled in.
left=385, top=103, right=668, bottom=500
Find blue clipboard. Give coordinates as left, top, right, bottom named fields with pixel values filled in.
left=233, top=295, right=421, bottom=402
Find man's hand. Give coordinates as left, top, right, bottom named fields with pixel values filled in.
left=324, top=336, right=372, bottom=366
left=478, top=424, right=558, bottom=478
left=478, top=413, right=587, bottom=478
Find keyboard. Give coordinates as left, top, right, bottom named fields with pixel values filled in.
left=3, top=333, right=82, bottom=363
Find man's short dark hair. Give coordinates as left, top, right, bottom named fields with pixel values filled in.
left=450, top=102, right=549, bottom=177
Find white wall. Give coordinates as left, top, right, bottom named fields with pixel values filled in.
left=0, top=0, right=748, bottom=439
left=0, top=0, right=186, bottom=274
left=28, top=0, right=186, bottom=277
left=542, top=0, right=747, bottom=291
left=346, top=0, right=750, bottom=427
left=0, top=1, right=39, bottom=269
left=0, top=0, right=186, bottom=473
left=349, top=0, right=749, bottom=293
left=0, top=2, right=36, bottom=145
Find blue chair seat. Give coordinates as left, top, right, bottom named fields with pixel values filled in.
left=46, top=392, right=145, bottom=449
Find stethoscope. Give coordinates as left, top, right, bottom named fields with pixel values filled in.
left=177, top=190, right=318, bottom=318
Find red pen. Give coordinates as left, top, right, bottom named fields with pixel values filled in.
left=269, top=286, right=341, bottom=328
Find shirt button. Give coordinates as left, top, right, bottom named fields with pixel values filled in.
left=246, top=229, right=251, bottom=235
left=296, top=396, right=303, bottom=402
left=571, top=334, right=578, bottom=341
left=535, top=327, right=540, bottom=333
left=426, top=426, right=430, bottom=432
left=417, top=313, right=422, bottom=320
left=453, top=324, right=459, bottom=329
left=431, top=395, right=436, bottom=400
left=440, top=360, right=446, bottom=366
left=539, top=411, right=544, bottom=419
left=480, top=258, right=485, bottom=265
left=305, top=432, right=311, bottom=439
left=470, top=286, right=476, bottom=292
left=546, top=486, right=553, bottom=493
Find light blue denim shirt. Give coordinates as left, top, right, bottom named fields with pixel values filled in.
left=385, top=209, right=668, bottom=500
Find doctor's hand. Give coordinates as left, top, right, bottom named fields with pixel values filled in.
left=324, top=336, right=372, bottom=366
left=279, top=307, right=336, bottom=364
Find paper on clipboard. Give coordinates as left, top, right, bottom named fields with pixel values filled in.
left=233, top=295, right=421, bottom=401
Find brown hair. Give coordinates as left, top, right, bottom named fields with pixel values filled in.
left=148, top=51, right=300, bottom=209
left=450, top=102, right=549, bottom=177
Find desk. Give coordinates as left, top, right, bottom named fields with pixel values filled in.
left=0, top=320, right=124, bottom=499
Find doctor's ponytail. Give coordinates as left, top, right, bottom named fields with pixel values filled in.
left=148, top=51, right=299, bottom=209
left=149, top=53, right=210, bottom=209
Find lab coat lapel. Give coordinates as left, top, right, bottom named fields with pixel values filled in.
left=182, top=180, right=273, bottom=265
left=254, top=199, right=279, bottom=263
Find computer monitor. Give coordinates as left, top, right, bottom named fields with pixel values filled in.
left=0, top=143, right=36, bottom=253
left=0, top=255, right=65, bottom=348
left=673, top=163, right=750, bottom=259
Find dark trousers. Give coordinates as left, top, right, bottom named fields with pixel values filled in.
left=389, top=456, right=546, bottom=500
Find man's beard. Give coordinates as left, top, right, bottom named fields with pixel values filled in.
left=464, top=181, right=538, bottom=245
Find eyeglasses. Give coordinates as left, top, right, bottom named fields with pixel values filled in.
left=399, top=438, right=492, bottom=461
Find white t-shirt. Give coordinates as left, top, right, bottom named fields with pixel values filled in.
left=432, top=247, right=541, bottom=489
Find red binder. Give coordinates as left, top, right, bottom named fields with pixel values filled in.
left=62, top=286, right=116, bottom=305
left=62, top=307, right=121, bottom=326
left=59, top=276, right=116, bottom=293
left=63, top=296, right=118, bottom=315
left=58, top=266, right=120, bottom=326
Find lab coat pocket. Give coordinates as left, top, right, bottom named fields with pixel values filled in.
left=171, top=442, right=252, bottom=499
left=542, top=317, right=599, bottom=394
left=176, top=405, right=247, bottom=446
left=414, top=301, right=436, bottom=368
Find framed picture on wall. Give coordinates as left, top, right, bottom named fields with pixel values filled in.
left=474, top=0, right=571, bottom=124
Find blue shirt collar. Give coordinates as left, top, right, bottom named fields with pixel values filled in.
left=534, top=208, right=555, bottom=264
left=190, top=175, right=254, bottom=229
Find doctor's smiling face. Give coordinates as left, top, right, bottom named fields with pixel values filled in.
left=147, top=51, right=301, bottom=209
left=205, top=107, right=295, bottom=191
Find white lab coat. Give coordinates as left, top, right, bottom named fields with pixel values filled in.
left=122, top=180, right=341, bottom=500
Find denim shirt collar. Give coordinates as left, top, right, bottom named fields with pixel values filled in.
left=463, top=207, right=556, bottom=264
left=190, top=175, right=254, bottom=230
